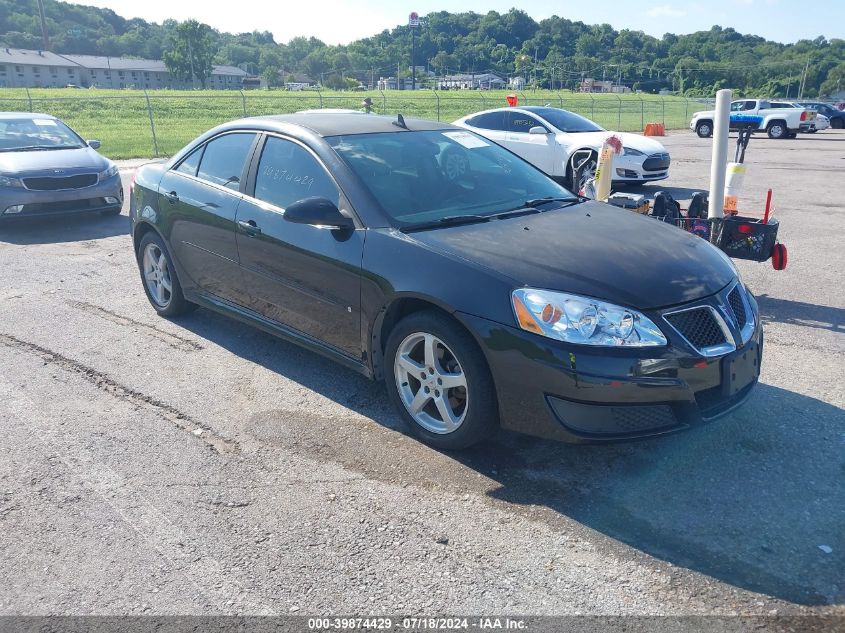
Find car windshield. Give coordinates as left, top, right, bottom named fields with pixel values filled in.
left=0, top=117, right=86, bottom=152
left=327, top=129, right=576, bottom=228
left=524, top=107, right=604, bottom=133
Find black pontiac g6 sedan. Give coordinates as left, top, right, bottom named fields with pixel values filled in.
left=129, top=112, right=762, bottom=449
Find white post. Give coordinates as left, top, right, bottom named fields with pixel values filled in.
left=708, top=88, right=732, bottom=219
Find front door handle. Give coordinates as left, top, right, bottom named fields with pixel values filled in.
left=237, top=219, right=261, bottom=236
left=165, top=190, right=179, bottom=204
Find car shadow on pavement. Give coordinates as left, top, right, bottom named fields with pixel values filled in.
left=462, top=382, right=845, bottom=607
left=0, top=212, right=128, bottom=245
left=755, top=294, right=844, bottom=333
left=177, top=307, right=843, bottom=608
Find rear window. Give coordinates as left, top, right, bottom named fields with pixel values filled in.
left=196, top=133, right=256, bottom=190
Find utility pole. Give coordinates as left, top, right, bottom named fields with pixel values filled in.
left=36, top=0, right=50, bottom=51
left=798, top=56, right=810, bottom=99
left=409, top=12, right=420, bottom=90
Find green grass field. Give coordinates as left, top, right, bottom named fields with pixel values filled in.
left=0, top=88, right=709, bottom=159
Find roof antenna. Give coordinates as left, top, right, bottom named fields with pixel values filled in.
left=392, top=113, right=408, bottom=129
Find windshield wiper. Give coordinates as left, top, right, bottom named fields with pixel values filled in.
left=0, top=145, right=80, bottom=152
left=524, top=196, right=578, bottom=207
left=401, top=214, right=492, bottom=231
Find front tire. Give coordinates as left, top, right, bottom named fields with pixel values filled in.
left=384, top=311, right=497, bottom=449
left=695, top=121, right=713, bottom=138
left=137, top=232, right=195, bottom=317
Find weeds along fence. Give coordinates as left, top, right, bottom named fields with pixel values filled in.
left=0, top=88, right=714, bottom=159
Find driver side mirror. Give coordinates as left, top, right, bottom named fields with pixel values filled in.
left=528, top=126, right=549, bottom=135
left=87, top=140, right=101, bottom=149
left=283, top=197, right=354, bottom=230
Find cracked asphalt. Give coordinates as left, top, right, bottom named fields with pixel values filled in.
left=0, top=130, right=843, bottom=622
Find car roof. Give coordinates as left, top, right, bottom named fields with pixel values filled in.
left=0, top=112, right=56, bottom=120
left=229, top=112, right=456, bottom=137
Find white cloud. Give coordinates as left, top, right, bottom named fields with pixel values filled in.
left=646, top=4, right=688, bottom=18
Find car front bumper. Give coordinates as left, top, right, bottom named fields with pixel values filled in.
left=613, top=153, right=670, bottom=183
left=0, top=173, right=123, bottom=220
left=459, top=285, right=762, bottom=443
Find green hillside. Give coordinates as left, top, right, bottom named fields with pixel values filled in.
left=1, top=0, right=844, bottom=97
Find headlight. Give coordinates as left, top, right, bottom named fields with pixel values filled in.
left=623, top=147, right=645, bottom=157
left=0, top=174, right=24, bottom=188
left=98, top=164, right=119, bottom=181
left=512, top=288, right=667, bottom=347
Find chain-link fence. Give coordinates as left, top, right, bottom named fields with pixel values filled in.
left=0, top=89, right=715, bottom=159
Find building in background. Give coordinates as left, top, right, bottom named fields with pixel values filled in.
left=579, top=78, right=631, bottom=93
left=437, top=73, right=505, bottom=90
left=0, top=48, right=82, bottom=88
left=0, top=48, right=249, bottom=89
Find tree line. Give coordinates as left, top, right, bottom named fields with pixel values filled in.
left=1, top=0, right=843, bottom=96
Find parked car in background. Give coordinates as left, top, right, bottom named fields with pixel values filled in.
left=795, top=101, right=844, bottom=129
left=452, top=106, right=670, bottom=190
left=690, top=99, right=814, bottom=139
left=812, top=114, right=831, bottom=132
left=130, top=112, right=760, bottom=449
left=0, top=113, right=122, bottom=221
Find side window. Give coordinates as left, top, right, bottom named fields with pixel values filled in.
left=175, top=146, right=203, bottom=176
left=730, top=101, right=744, bottom=112
left=506, top=111, right=544, bottom=133
left=196, top=133, right=256, bottom=190
left=742, top=101, right=756, bottom=111
left=254, top=136, right=339, bottom=209
left=466, top=111, right=506, bottom=131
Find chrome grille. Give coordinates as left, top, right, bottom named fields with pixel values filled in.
left=728, top=286, right=747, bottom=328
left=23, top=174, right=97, bottom=191
left=664, top=307, right=727, bottom=350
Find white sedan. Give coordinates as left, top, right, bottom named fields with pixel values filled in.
left=452, top=106, right=670, bottom=190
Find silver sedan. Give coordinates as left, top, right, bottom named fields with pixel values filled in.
left=0, top=113, right=123, bottom=221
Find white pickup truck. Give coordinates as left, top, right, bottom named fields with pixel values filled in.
left=690, top=99, right=815, bottom=139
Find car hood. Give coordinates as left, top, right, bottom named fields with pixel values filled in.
left=557, top=130, right=667, bottom=154
left=0, top=147, right=108, bottom=176
left=407, top=201, right=735, bottom=311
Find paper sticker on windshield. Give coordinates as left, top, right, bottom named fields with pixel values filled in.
left=442, top=131, right=489, bottom=148
left=33, top=119, right=57, bottom=126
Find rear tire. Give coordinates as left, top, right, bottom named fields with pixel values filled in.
left=384, top=311, right=497, bottom=450
left=767, top=121, right=787, bottom=139
left=695, top=121, right=713, bottom=138
left=137, top=232, right=196, bottom=317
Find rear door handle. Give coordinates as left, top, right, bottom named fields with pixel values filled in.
left=165, top=190, right=179, bottom=204
left=237, top=219, right=261, bottom=236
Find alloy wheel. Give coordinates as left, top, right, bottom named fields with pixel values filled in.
left=577, top=158, right=598, bottom=191
left=394, top=332, right=468, bottom=434
left=142, top=243, right=173, bottom=308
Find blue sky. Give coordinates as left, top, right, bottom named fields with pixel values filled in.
left=84, top=0, right=843, bottom=45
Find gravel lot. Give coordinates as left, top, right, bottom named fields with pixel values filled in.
left=0, top=130, right=843, bottom=620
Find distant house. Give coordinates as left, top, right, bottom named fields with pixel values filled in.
left=437, top=73, right=505, bottom=90
left=0, top=47, right=82, bottom=88
left=0, top=48, right=248, bottom=89
left=579, top=78, right=631, bottom=94
left=508, top=76, right=525, bottom=90
left=377, top=76, right=417, bottom=90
